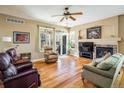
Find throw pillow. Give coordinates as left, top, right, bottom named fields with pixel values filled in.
left=96, top=56, right=119, bottom=70
left=93, top=52, right=111, bottom=63
left=111, top=53, right=123, bottom=68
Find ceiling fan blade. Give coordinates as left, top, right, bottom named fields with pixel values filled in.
left=69, top=16, right=76, bottom=21
left=70, top=12, right=83, bottom=15
left=51, top=15, right=64, bottom=17
left=60, top=17, right=65, bottom=22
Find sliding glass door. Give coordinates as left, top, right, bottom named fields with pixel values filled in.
left=55, top=31, right=68, bottom=55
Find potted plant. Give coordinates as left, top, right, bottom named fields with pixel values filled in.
left=68, top=40, right=75, bottom=55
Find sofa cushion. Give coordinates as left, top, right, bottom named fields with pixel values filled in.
left=3, top=64, right=17, bottom=78
left=48, top=55, right=58, bottom=59
left=83, top=64, right=115, bottom=79
left=45, top=50, right=52, bottom=54
left=96, top=62, right=113, bottom=70
left=47, top=59, right=57, bottom=63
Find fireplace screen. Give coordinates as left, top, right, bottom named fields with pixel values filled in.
left=96, top=47, right=113, bottom=58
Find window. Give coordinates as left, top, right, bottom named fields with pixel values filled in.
left=39, top=26, right=54, bottom=52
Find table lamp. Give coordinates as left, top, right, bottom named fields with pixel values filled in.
left=2, top=36, right=12, bottom=51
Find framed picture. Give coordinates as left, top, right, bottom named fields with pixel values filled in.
left=13, top=31, right=30, bottom=44
left=87, top=26, right=101, bottom=39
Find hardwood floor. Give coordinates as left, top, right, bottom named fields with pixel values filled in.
left=33, top=55, right=96, bottom=88
left=0, top=55, right=124, bottom=88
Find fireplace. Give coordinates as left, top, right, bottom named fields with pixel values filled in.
left=79, top=42, right=94, bottom=59
left=96, top=47, right=113, bottom=58
left=94, top=44, right=117, bottom=58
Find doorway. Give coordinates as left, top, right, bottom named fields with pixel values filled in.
left=55, top=31, right=68, bottom=55
left=62, top=35, right=67, bottom=55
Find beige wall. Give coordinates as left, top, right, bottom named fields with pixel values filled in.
left=118, top=15, right=124, bottom=54
left=71, top=16, right=118, bottom=39
left=0, top=14, right=67, bottom=60
left=70, top=16, right=119, bottom=56
left=1, top=13, right=123, bottom=60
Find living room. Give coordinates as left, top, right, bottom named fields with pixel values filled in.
left=0, top=5, right=124, bottom=89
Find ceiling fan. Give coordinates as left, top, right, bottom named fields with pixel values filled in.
left=52, top=7, right=83, bottom=22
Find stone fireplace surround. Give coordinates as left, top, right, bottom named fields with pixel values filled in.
left=78, top=38, right=120, bottom=59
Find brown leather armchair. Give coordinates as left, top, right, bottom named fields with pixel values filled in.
left=0, top=52, right=41, bottom=88
left=6, top=48, right=32, bottom=72
left=44, top=47, right=58, bottom=63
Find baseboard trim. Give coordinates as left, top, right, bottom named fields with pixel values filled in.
left=32, top=58, right=45, bottom=63
left=69, top=54, right=79, bottom=57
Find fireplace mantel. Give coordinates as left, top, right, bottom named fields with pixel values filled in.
left=78, top=38, right=121, bottom=45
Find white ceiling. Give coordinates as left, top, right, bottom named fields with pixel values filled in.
left=0, top=5, right=124, bottom=27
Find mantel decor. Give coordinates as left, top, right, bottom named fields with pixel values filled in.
left=78, top=30, right=83, bottom=39
left=13, top=31, right=30, bottom=44
left=87, top=26, right=101, bottom=39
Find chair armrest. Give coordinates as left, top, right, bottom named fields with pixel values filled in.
left=4, top=69, right=37, bottom=83
left=44, top=52, right=57, bottom=55
left=3, top=69, right=39, bottom=88
left=15, top=62, right=33, bottom=73
left=13, top=56, right=21, bottom=61
left=83, top=64, right=115, bottom=79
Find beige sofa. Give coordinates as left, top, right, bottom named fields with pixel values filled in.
left=81, top=53, right=124, bottom=88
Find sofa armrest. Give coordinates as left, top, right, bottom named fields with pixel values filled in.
left=83, top=64, right=115, bottom=79
left=88, top=62, right=98, bottom=66
left=3, top=69, right=39, bottom=88
left=93, top=58, right=104, bottom=63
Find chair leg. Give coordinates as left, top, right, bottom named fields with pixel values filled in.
left=82, top=78, right=87, bottom=88
left=82, top=78, right=85, bottom=84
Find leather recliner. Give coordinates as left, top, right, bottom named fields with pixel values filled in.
left=6, top=48, right=32, bottom=72
left=0, top=52, right=41, bottom=88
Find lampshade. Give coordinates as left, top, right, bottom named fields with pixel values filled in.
left=2, top=37, right=12, bottom=42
